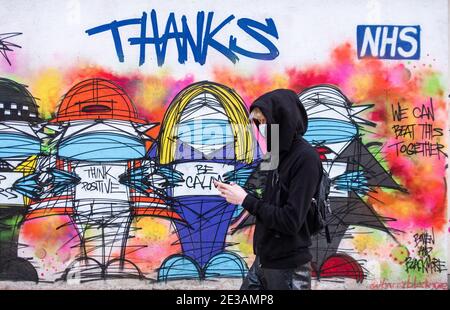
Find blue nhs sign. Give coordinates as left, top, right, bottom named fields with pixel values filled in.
left=357, top=25, right=420, bottom=60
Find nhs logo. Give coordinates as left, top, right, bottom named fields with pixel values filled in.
left=357, top=25, right=421, bottom=60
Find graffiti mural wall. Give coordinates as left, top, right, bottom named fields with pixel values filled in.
left=0, top=0, right=448, bottom=289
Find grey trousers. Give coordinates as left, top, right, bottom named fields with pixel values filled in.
left=240, top=256, right=312, bottom=290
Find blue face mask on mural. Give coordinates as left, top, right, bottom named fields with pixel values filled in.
left=302, top=118, right=358, bottom=144
left=177, top=119, right=234, bottom=147
left=59, top=132, right=146, bottom=162
left=0, top=133, right=41, bottom=158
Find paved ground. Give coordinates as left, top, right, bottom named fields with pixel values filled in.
left=0, top=278, right=363, bottom=290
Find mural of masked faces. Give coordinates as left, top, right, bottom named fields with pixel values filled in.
left=155, top=81, right=260, bottom=281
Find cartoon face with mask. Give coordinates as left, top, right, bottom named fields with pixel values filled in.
left=14, top=78, right=168, bottom=282
left=155, top=81, right=259, bottom=281
left=298, top=84, right=403, bottom=282
left=0, top=78, right=40, bottom=282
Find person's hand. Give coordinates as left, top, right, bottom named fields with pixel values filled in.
left=213, top=180, right=248, bottom=205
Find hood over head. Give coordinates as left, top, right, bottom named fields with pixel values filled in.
left=250, top=89, right=308, bottom=154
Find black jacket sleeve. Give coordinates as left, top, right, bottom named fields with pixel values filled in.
left=241, top=152, right=322, bottom=236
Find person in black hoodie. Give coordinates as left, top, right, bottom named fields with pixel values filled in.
left=214, top=89, right=323, bottom=290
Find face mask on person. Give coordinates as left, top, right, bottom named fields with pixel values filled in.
left=250, top=108, right=268, bottom=139
left=258, top=123, right=267, bottom=138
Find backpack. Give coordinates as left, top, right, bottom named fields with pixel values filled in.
left=273, top=164, right=332, bottom=243
left=308, top=167, right=332, bottom=243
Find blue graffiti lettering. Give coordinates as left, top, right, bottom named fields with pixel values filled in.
left=86, top=10, right=279, bottom=66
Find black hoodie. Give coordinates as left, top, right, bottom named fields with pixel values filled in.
left=242, top=89, right=323, bottom=269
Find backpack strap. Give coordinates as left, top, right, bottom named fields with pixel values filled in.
left=325, top=224, right=332, bottom=244
left=315, top=165, right=333, bottom=244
